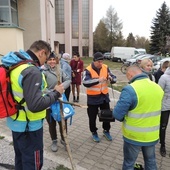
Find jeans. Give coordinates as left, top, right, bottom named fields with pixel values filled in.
left=122, top=141, right=157, bottom=170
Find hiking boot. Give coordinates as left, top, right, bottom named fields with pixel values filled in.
left=103, top=130, right=112, bottom=141
left=51, top=140, right=58, bottom=152
left=160, top=145, right=166, bottom=157
left=92, top=132, right=100, bottom=143
left=134, top=163, right=144, bottom=170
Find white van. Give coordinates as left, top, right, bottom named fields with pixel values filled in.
left=111, top=46, right=146, bottom=62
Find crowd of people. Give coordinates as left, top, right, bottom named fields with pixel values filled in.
left=1, top=39, right=170, bottom=170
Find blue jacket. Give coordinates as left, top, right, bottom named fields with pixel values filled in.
left=2, top=50, right=61, bottom=132
left=113, top=73, right=158, bottom=146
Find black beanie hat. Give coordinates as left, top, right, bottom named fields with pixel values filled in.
left=48, top=51, right=56, bottom=60
left=93, top=52, right=104, bottom=61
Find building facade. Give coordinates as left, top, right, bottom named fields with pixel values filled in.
left=0, top=0, right=93, bottom=57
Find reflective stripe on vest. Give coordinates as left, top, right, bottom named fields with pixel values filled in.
left=122, top=78, right=164, bottom=143
left=10, top=64, right=47, bottom=121
left=86, top=64, right=108, bottom=95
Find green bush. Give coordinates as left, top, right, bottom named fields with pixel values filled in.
left=56, top=165, right=71, bottom=170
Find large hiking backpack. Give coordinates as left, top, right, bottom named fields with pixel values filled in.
left=0, top=52, right=34, bottom=118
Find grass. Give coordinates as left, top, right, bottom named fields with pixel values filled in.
left=0, top=136, right=5, bottom=139
left=56, top=165, right=71, bottom=170
left=81, top=57, right=123, bottom=70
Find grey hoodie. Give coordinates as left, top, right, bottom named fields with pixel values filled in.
left=158, top=67, right=170, bottom=111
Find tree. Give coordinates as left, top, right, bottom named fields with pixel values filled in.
left=126, top=33, right=136, bottom=47
left=135, top=36, right=150, bottom=53
left=149, top=2, right=170, bottom=55
left=93, top=20, right=110, bottom=53
left=104, top=6, right=123, bottom=50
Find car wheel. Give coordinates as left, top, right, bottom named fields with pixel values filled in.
left=117, top=58, right=121, bottom=62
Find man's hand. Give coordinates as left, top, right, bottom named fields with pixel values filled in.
left=99, top=77, right=107, bottom=83
left=54, top=84, right=64, bottom=95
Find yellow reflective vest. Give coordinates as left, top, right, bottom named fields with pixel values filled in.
left=122, top=78, right=164, bottom=143
left=10, top=64, right=46, bottom=121
left=86, top=64, right=108, bottom=95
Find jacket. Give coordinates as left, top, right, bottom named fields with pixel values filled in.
left=2, top=50, right=61, bottom=132
left=86, top=64, right=108, bottom=95
left=60, top=58, right=72, bottom=80
left=158, top=67, right=170, bottom=111
left=70, top=58, right=84, bottom=84
left=43, top=63, right=71, bottom=90
left=83, top=62, right=116, bottom=105
left=10, top=63, right=46, bottom=122
left=113, top=73, right=164, bottom=146
left=154, top=68, right=164, bottom=83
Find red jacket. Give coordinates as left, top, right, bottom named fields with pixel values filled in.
left=70, top=58, right=84, bottom=84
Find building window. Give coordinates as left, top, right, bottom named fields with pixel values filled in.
left=83, top=46, right=89, bottom=56
left=59, top=44, right=65, bottom=54
left=55, top=0, right=64, bottom=33
left=0, top=0, right=18, bottom=27
left=82, top=0, right=89, bottom=38
left=72, top=46, right=79, bottom=55
left=72, top=0, right=79, bottom=38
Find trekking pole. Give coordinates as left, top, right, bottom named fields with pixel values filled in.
left=59, top=99, right=76, bottom=170
left=58, top=98, right=87, bottom=170
left=59, top=99, right=87, bottom=109
left=110, top=82, right=116, bottom=107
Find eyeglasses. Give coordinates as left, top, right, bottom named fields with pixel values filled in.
left=44, top=51, right=50, bottom=60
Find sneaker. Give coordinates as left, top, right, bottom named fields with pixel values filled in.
left=103, top=130, right=112, bottom=141
left=160, top=146, right=166, bottom=157
left=92, top=133, right=100, bottom=143
left=51, top=140, right=58, bottom=152
left=60, top=139, right=66, bottom=147
left=134, top=163, right=144, bottom=170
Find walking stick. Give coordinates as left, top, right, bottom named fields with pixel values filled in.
left=58, top=98, right=87, bottom=170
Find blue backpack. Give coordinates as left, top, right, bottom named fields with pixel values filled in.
left=50, top=93, right=75, bottom=124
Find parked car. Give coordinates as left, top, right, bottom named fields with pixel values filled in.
left=137, top=55, right=165, bottom=64
left=103, top=52, right=111, bottom=60
left=127, top=54, right=152, bottom=64
left=153, top=57, right=170, bottom=72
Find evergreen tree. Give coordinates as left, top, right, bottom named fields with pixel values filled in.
left=93, top=20, right=110, bottom=53
left=126, top=33, right=136, bottom=47
left=150, top=2, right=170, bottom=55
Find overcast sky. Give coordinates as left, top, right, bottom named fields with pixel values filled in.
left=93, top=0, right=170, bottom=39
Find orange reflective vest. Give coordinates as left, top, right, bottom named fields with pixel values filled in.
left=86, top=64, right=108, bottom=95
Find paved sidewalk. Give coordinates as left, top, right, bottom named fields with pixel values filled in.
left=0, top=85, right=170, bottom=170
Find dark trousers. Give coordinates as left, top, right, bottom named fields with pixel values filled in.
left=159, top=110, right=170, bottom=146
left=46, top=109, right=67, bottom=141
left=65, top=85, right=71, bottom=101
left=87, top=102, right=111, bottom=133
left=12, top=128, right=43, bottom=170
